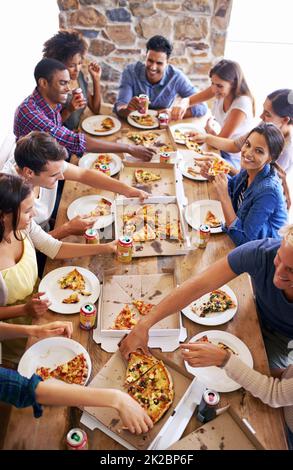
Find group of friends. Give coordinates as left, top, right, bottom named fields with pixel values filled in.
left=0, top=30, right=293, bottom=447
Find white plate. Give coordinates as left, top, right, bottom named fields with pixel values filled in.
left=184, top=330, right=253, bottom=392
left=182, top=284, right=237, bottom=326
left=38, top=266, right=100, bottom=314
left=170, top=123, right=205, bottom=145
left=78, top=153, right=122, bottom=176
left=81, top=115, right=121, bottom=136
left=67, top=195, right=114, bottom=230
left=184, top=199, right=224, bottom=234
left=127, top=110, right=159, bottom=129
left=18, top=337, right=92, bottom=384
left=178, top=150, right=207, bottom=181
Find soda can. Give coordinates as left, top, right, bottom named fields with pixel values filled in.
left=66, top=428, right=88, bottom=450
left=72, top=87, right=85, bottom=102
left=159, top=151, right=171, bottom=164
left=80, top=303, right=97, bottom=330
left=117, top=236, right=133, bottom=263
left=98, top=164, right=111, bottom=176
left=195, top=224, right=210, bottom=249
left=158, top=112, right=169, bottom=129
left=84, top=228, right=99, bottom=245
left=138, top=94, right=149, bottom=115
left=196, top=389, right=220, bottom=423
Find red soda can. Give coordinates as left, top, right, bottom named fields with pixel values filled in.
left=80, top=303, right=97, bottom=330
left=98, top=164, right=111, bottom=176
left=195, top=224, right=210, bottom=249
left=158, top=112, right=169, bottom=129
left=84, top=228, right=100, bottom=245
left=117, top=236, right=133, bottom=263
left=196, top=389, right=220, bottom=423
left=138, top=94, right=149, bottom=114
left=66, top=428, right=88, bottom=450
left=72, top=87, right=84, bottom=102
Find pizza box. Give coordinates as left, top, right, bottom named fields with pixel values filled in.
left=80, top=351, right=206, bottom=450
left=167, top=407, right=266, bottom=450
left=118, top=127, right=177, bottom=163
left=114, top=196, right=191, bottom=258
left=117, top=161, right=187, bottom=203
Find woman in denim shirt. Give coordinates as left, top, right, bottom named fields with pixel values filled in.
left=213, top=123, right=288, bottom=246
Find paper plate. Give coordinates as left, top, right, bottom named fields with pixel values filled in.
left=127, top=110, right=159, bottom=130
left=67, top=195, right=114, bottom=230
left=170, top=123, right=205, bottom=145
left=18, top=337, right=92, bottom=384
left=78, top=153, right=122, bottom=176
left=182, top=284, right=237, bottom=326
left=81, top=115, right=121, bottom=136
left=184, top=199, right=224, bottom=234
left=178, top=150, right=207, bottom=181
left=38, top=266, right=100, bottom=314
left=184, top=330, right=253, bottom=392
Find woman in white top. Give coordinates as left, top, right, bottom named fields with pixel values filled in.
left=174, top=59, right=255, bottom=168
left=0, top=173, right=116, bottom=363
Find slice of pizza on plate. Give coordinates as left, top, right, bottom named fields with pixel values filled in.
left=191, top=289, right=236, bottom=317
left=134, top=169, right=161, bottom=184
left=62, top=292, right=80, bottom=304
left=194, top=335, right=238, bottom=355
left=58, top=268, right=85, bottom=291
left=132, top=114, right=156, bottom=126
left=204, top=210, right=221, bottom=228
left=36, top=353, right=88, bottom=385
left=89, top=198, right=112, bottom=217
left=185, top=140, right=203, bottom=153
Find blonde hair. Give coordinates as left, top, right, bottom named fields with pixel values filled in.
left=279, top=224, right=293, bottom=247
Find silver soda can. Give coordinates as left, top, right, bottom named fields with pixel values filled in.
left=196, top=389, right=220, bottom=423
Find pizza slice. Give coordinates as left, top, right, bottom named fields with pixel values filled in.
left=124, top=352, right=159, bottom=385
left=142, top=132, right=160, bottom=145
left=204, top=210, right=221, bottom=228
left=92, top=154, right=112, bottom=169
left=134, top=169, right=161, bottom=184
left=50, top=353, right=89, bottom=385
left=126, top=132, right=144, bottom=145
left=136, top=205, right=156, bottom=225
left=62, top=292, right=80, bottom=304
left=167, top=221, right=183, bottom=241
left=132, top=300, right=155, bottom=316
left=88, top=198, right=112, bottom=217
left=111, top=305, right=137, bottom=330
left=194, top=335, right=237, bottom=355
left=35, top=366, right=51, bottom=381
left=191, top=289, right=236, bottom=317
left=131, top=114, right=156, bottom=127
left=208, top=157, right=231, bottom=176
left=185, top=139, right=203, bottom=153
left=58, top=268, right=85, bottom=291
left=132, top=224, right=156, bottom=242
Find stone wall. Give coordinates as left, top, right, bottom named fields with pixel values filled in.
left=57, top=0, right=233, bottom=104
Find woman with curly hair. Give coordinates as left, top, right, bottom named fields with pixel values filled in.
left=43, top=29, right=101, bottom=130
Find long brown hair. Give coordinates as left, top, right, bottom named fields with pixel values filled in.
left=210, top=59, right=255, bottom=115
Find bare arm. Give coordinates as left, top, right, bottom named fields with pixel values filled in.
left=0, top=321, right=72, bottom=341
left=84, top=134, right=155, bottom=162
left=87, top=62, right=102, bottom=114
left=217, top=109, right=248, bottom=138
left=35, top=382, right=153, bottom=434
left=188, top=86, right=214, bottom=107
left=120, top=257, right=237, bottom=357
left=55, top=240, right=116, bottom=259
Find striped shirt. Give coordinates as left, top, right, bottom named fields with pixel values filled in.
left=14, top=88, right=86, bottom=156
left=0, top=367, right=43, bottom=417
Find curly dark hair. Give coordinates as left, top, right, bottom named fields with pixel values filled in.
left=43, top=29, right=88, bottom=63
left=0, top=174, right=33, bottom=242
left=146, top=35, right=173, bottom=59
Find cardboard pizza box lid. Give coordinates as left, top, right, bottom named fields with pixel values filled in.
left=81, top=351, right=204, bottom=450
left=167, top=407, right=266, bottom=450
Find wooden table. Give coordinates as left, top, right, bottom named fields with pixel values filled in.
left=1, top=117, right=288, bottom=450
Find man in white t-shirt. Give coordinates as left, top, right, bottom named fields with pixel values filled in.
left=2, top=131, right=148, bottom=239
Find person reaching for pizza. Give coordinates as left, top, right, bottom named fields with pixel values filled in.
left=197, top=123, right=288, bottom=246
left=119, top=222, right=293, bottom=447
left=0, top=324, right=153, bottom=435
left=0, top=173, right=116, bottom=365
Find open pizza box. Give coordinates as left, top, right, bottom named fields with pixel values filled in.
left=118, top=127, right=177, bottom=163
left=167, top=407, right=266, bottom=450
left=114, top=196, right=191, bottom=258
left=117, top=160, right=187, bottom=204
left=93, top=269, right=187, bottom=352
left=80, top=351, right=206, bottom=450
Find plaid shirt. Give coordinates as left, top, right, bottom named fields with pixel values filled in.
left=0, top=367, right=43, bottom=418
left=14, top=88, right=86, bottom=157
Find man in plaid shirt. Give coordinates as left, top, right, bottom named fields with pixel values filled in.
left=14, top=58, right=155, bottom=161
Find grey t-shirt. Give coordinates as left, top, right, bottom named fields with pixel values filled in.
left=228, top=238, right=293, bottom=338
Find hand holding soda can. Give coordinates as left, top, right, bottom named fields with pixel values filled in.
left=138, top=94, right=149, bottom=115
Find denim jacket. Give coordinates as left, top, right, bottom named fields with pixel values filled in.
left=223, top=164, right=288, bottom=246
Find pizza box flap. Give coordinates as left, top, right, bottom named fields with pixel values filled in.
left=99, top=271, right=181, bottom=336
left=167, top=407, right=266, bottom=450
left=83, top=350, right=192, bottom=450
left=114, top=197, right=191, bottom=258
